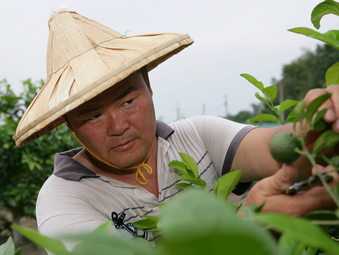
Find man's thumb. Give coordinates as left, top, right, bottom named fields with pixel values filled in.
left=260, top=164, right=299, bottom=196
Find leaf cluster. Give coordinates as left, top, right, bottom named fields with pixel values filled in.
left=134, top=153, right=243, bottom=232
left=4, top=189, right=339, bottom=255
left=240, top=73, right=298, bottom=125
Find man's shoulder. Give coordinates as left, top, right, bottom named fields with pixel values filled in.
left=53, top=147, right=98, bottom=181
left=168, top=115, right=243, bottom=133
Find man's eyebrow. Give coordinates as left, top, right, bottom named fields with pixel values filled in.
left=115, top=85, right=138, bottom=101
left=78, top=86, right=138, bottom=116
left=79, top=106, right=102, bottom=116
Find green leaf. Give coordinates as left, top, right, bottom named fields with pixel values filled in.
left=216, top=170, right=242, bottom=201
left=326, top=62, right=339, bottom=86
left=306, top=210, right=338, bottom=221
left=280, top=99, right=299, bottom=113
left=278, top=233, right=307, bottom=255
left=134, top=237, right=154, bottom=250
left=174, top=183, right=194, bottom=190
left=313, top=130, right=339, bottom=153
left=133, top=218, right=158, bottom=230
left=168, top=160, right=188, bottom=176
left=157, top=203, right=166, bottom=211
left=240, top=204, right=258, bottom=217
left=286, top=109, right=296, bottom=124
left=179, top=153, right=199, bottom=178
left=14, top=247, right=23, bottom=255
left=91, top=221, right=112, bottom=235
left=0, top=237, right=15, bottom=255
left=273, top=105, right=280, bottom=114
left=69, top=232, right=155, bottom=255
left=255, top=201, right=266, bottom=213
left=178, top=176, right=206, bottom=189
left=311, top=0, right=339, bottom=29
left=255, top=92, right=270, bottom=108
left=262, top=85, right=278, bottom=101
left=313, top=119, right=328, bottom=131
left=178, top=174, right=194, bottom=180
left=313, top=108, right=328, bottom=125
left=159, top=189, right=278, bottom=255
left=305, top=93, right=331, bottom=125
left=11, top=225, right=70, bottom=255
left=213, top=179, right=219, bottom=195
left=293, top=100, right=306, bottom=122
left=330, top=156, right=339, bottom=168
left=312, top=108, right=328, bottom=131
left=253, top=213, right=339, bottom=255
left=310, top=30, right=339, bottom=51
left=289, top=27, right=321, bottom=37
left=142, top=215, right=161, bottom=223
left=289, top=27, right=339, bottom=50
left=240, top=73, right=264, bottom=89
left=334, top=184, right=339, bottom=200
left=249, top=114, right=279, bottom=123
left=306, top=246, right=318, bottom=255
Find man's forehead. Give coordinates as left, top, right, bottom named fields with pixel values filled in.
left=72, top=72, right=144, bottom=112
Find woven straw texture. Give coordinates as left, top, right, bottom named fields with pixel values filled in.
left=13, top=10, right=193, bottom=147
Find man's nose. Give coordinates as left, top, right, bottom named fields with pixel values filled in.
left=107, top=110, right=129, bottom=136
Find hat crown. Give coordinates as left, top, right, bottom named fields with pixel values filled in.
left=47, top=10, right=122, bottom=80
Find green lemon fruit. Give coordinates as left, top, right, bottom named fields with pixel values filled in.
left=269, top=132, right=301, bottom=163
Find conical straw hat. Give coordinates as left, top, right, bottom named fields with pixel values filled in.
left=13, top=9, right=193, bottom=147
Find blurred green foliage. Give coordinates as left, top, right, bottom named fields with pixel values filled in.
left=0, top=79, right=80, bottom=231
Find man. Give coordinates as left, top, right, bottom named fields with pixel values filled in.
left=13, top=8, right=339, bottom=250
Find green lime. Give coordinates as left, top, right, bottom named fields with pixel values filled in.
left=269, top=132, right=301, bottom=163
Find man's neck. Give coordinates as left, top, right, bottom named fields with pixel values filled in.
left=73, top=137, right=159, bottom=197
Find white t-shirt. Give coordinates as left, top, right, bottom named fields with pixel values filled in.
left=36, top=116, right=254, bottom=251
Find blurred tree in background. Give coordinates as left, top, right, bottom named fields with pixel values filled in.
left=281, top=43, right=339, bottom=100
left=0, top=79, right=80, bottom=243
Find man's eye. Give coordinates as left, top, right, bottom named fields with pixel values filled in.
left=123, top=99, right=134, bottom=106
left=90, top=114, right=101, bottom=120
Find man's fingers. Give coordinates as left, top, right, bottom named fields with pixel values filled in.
left=312, top=164, right=339, bottom=188
left=258, top=164, right=298, bottom=196
left=304, top=85, right=339, bottom=132
left=244, top=165, right=298, bottom=212
left=245, top=164, right=298, bottom=204
left=327, top=85, right=339, bottom=132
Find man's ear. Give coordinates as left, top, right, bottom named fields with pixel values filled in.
left=140, top=66, right=152, bottom=95
left=63, top=114, right=74, bottom=132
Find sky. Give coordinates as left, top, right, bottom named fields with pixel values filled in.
left=1, top=0, right=338, bottom=123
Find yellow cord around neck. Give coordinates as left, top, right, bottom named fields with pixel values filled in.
left=60, top=116, right=153, bottom=185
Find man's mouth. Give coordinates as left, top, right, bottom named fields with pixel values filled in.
left=112, top=139, right=136, bottom=151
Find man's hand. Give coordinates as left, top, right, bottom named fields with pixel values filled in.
left=243, top=164, right=339, bottom=217
left=233, top=85, right=339, bottom=182
left=304, top=84, right=339, bottom=133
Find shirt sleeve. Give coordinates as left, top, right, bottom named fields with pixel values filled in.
left=188, top=115, right=256, bottom=195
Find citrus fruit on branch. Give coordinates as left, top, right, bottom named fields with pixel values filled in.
left=269, top=132, right=302, bottom=163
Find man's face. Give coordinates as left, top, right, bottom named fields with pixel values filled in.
left=66, top=70, right=156, bottom=169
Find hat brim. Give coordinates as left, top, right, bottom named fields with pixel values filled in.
left=13, top=33, right=193, bottom=147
